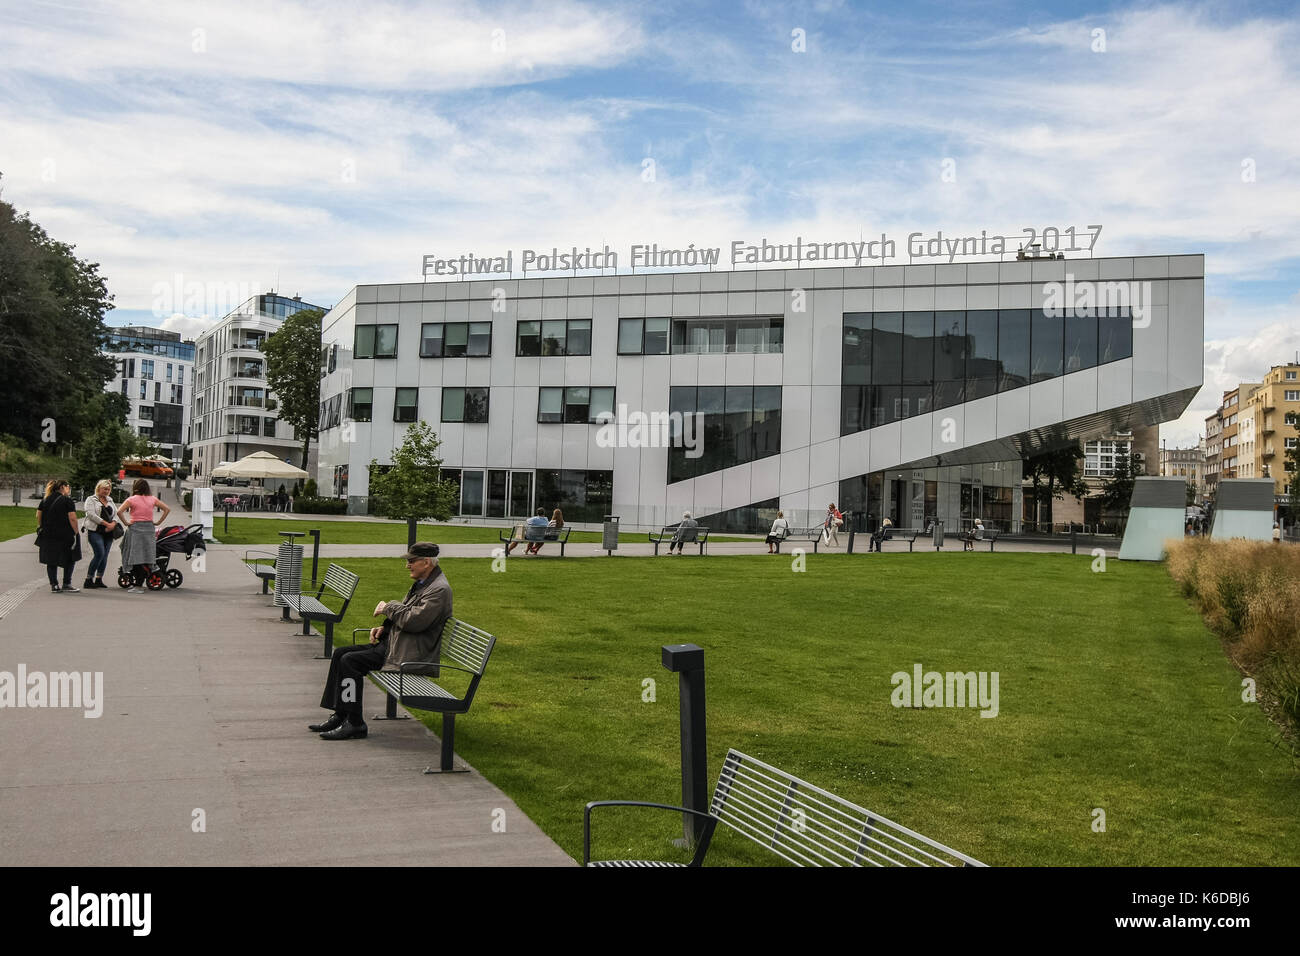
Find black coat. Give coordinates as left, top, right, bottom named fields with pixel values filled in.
left=37, top=493, right=77, bottom=565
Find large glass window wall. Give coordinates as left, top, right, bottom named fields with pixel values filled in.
left=841, top=307, right=1133, bottom=435
left=668, top=385, right=781, bottom=483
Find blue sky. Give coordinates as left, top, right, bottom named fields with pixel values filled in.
left=2, top=0, right=1298, bottom=445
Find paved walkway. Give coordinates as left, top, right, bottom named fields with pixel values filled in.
left=0, top=488, right=572, bottom=866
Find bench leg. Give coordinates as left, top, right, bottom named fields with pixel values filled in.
left=422, top=713, right=467, bottom=774
left=316, top=620, right=333, bottom=659
left=373, top=691, right=408, bottom=720
left=281, top=602, right=292, bottom=622
left=261, top=577, right=269, bottom=595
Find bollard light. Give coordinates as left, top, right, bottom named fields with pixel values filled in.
left=661, top=643, right=707, bottom=845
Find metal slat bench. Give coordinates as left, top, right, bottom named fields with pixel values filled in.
left=584, top=748, right=986, bottom=867
left=870, top=528, right=922, bottom=552
left=774, top=529, right=826, bottom=553
left=963, top=528, right=1002, bottom=552
left=498, top=524, right=572, bottom=557
left=649, top=525, right=710, bottom=555
left=284, top=563, right=360, bottom=657
left=243, top=550, right=279, bottom=593
left=356, top=619, right=496, bottom=774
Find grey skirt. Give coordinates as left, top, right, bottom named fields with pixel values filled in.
left=122, top=521, right=157, bottom=566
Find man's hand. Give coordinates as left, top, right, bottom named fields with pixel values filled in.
left=368, top=626, right=383, bottom=644
left=373, top=601, right=388, bottom=617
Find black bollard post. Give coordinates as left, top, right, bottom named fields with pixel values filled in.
left=1071, top=528, right=1077, bottom=554
left=661, top=643, right=707, bottom=845
left=224, top=503, right=230, bottom=535
left=309, top=528, right=321, bottom=587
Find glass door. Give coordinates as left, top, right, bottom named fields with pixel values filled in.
left=509, top=471, right=533, bottom=518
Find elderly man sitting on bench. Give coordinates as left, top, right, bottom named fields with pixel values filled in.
left=310, top=542, right=453, bottom=740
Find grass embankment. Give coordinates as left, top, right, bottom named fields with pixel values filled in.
left=0, top=440, right=67, bottom=475
left=215, top=516, right=748, bottom=546
left=313, top=552, right=1300, bottom=866
left=0, top=505, right=37, bottom=542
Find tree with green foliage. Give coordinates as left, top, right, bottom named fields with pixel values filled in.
left=1023, top=444, right=1089, bottom=529
left=0, top=185, right=116, bottom=449
left=1099, top=452, right=1145, bottom=525
left=368, top=421, right=460, bottom=548
left=260, top=307, right=323, bottom=470
left=70, top=392, right=133, bottom=494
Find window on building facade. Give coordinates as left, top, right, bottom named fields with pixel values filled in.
left=1286, top=371, right=1297, bottom=380
left=668, top=385, right=781, bottom=482
left=355, top=324, right=398, bottom=359
left=1286, top=390, right=1300, bottom=401
left=394, top=387, right=419, bottom=423
left=537, top=387, right=615, bottom=424
left=264, top=418, right=276, bottom=438
left=515, top=319, right=592, bottom=357
left=668, top=317, right=784, bottom=354
left=440, top=387, right=489, bottom=423
left=617, top=318, right=672, bottom=355
left=139, top=381, right=146, bottom=399
left=349, top=388, right=373, bottom=422
left=420, top=322, right=492, bottom=357
left=141, top=359, right=154, bottom=379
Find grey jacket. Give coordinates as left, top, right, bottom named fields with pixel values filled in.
left=379, top=565, right=453, bottom=673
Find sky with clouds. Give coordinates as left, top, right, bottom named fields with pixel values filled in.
left=2, top=0, right=1298, bottom=447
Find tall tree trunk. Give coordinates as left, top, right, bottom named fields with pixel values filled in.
left=301, top=436, right=311, bottom=474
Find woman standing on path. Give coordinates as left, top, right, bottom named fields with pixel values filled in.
left=117, top=478, right=171, bottom=591
left=37, top=479, right=82, bottom=593
left=82, top=479, right=120, bottom=589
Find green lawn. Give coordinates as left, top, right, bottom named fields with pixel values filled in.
left=0, top=505, right=38, bottom=542
left=313, top=552, right=1300, bottom=866
left=213, top=515, right=749, bottom=546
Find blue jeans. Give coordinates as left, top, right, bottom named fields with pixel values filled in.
left=87, top=531, right=112, bottom=580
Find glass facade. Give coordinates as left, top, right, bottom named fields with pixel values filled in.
left=516, top=319, right=591, bottom=356
left=538, top=387, right=614, bottom=424
left=355, top=324, right=398, bottom=359
left=671, top=317, right=783, bottom=354
left=842, top=307, right=1134, bottom=435
left=421, top=321, right=492, bottom=358
left=441, top=387, right=489, bottom=423
left=535, top=469, right=613, bottom=523
left=668, top=385, right=781, bottom=482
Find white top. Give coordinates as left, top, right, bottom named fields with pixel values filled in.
left=770, top=517, right=790, bottom=537
left=83, top=494, right=116, bottom=532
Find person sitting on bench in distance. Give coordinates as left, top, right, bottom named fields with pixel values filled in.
left=506, top=508, right=549, bottom=554
left=527, top=507, right=563, bottom=555
left=311, top=542, right=453, bottom=740
left=668, top=511, right=699, bottom=554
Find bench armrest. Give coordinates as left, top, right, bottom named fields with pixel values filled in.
left=583, top=801, right=718, bottom=867
left=352, top=627, right=376, bottom=645
left=244, top=549, right=276, bottom=563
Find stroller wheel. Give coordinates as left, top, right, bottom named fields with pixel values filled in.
left=165, top=569, right=183, bottom=588
left=146, top=571, right=165, bottom=591
left=117, top=571, right=133, bottom=589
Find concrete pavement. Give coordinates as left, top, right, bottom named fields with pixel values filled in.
left=0, top=488, right=573, bottom=866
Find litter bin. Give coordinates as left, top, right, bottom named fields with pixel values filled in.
left=274, top=531, right=305, bottom=621
left=932, top=521, right=944, bottom=551
left=602, top=515, right=620, bottom=555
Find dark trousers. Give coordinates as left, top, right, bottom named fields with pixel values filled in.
left=45, top=561, right=74, bottom=587
left=319, top=642, right=386, bottom=718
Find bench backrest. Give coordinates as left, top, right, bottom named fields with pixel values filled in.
left=711, top=749, right=985, bottom=867
left=321, top=564, right=360, bottom=604
left=442, top=618, right=496, bottom=677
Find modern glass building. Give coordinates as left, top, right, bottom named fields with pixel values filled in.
left=189, top=293, right=325, bottom=477
left=315, top=255, right=1204, bottom=531
left=105, top=326, right=196, bottom=461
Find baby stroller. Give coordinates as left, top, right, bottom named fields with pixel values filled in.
left=117, top=523, right=206, bottom=591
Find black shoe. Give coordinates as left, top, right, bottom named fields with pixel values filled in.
left=94, top=579, right=109, bottom=589
left=84, top=579, right=96, bottom=590
left=50, top=584, right=61, bottom=593
left=320, top=719, right=367, bottom=740
left=309, top=713, right=346, bottom=733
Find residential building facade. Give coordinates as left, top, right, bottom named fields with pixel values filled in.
left=1243, top=363, right=1300, bottom=504
left=105, top=326, right=195, bottom=461
left=189, top=293, right=325, bottom=478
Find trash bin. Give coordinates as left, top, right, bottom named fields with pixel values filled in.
left=932, top=521, right=944, bottom=550
left=602, top=515, right=620, bottom=555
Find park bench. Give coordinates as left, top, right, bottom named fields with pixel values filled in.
left=584, top=748, right=986, bottom=867
left=870, top=527, right=922, bottom=552
left=498, top=523, right=572, bottom=557
left=242, top=549, right=279, bottom=593
left=963, top=528, right=1002, bottom=552
left=774, top=528, right=832, bottom=553
left=284, top=563, right=360, bottom=657
left=649, top=525, right=710, bottom=555
left=353, top=619, right=496, bottom=773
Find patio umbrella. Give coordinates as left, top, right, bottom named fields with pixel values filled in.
left=210, top=451, right=308, bottom=480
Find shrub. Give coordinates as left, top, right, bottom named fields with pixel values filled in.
left=292, top=496, right=346, bottom=514
left=1167, top=538, right=1300, bottom=744
left=303, top=478, right=318, bottom=498
left=183, top=491, right=192, bottom=510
